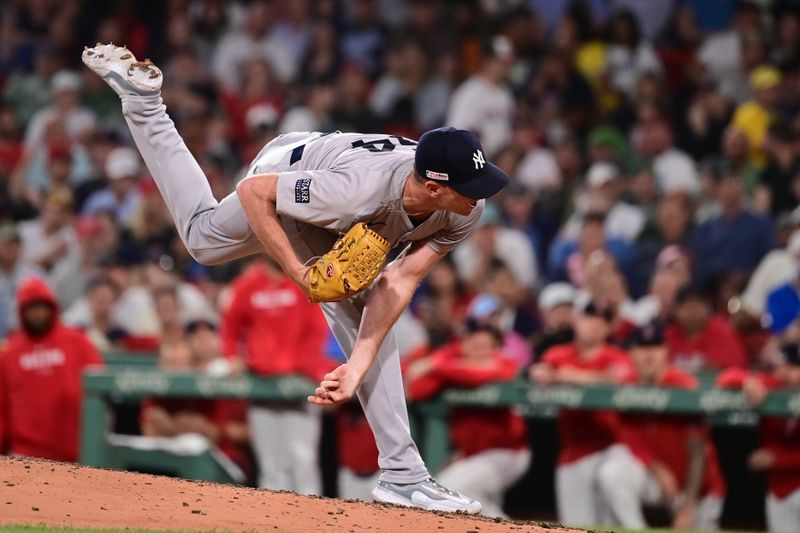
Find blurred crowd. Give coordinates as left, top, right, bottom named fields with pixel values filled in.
left=2, top=0, right=800, bottom=530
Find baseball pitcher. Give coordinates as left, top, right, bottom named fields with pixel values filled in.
left=81, top=43, right=509, bottom=513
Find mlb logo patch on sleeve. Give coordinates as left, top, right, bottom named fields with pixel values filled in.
left=295, top=178, right=311, bottom=203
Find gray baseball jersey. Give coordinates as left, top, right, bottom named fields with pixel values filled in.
left=248, top=131, right=484, bottom=260
left=118, top=92, right=468, bottom=484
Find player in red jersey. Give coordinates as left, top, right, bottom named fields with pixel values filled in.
left=221, top=255, right=333, bottom=494
left=530, top=301, right=631, bottom=526
left=598, top=323, right=725, bottom=530
left=405, top=322, right=530, bottom=517
left=718, top=362, right=800, bottom=533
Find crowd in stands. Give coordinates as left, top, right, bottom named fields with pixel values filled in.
left=1, top=0, right=800, bottom=530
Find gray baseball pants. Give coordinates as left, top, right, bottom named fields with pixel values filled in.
left=120, top=94, right=429, bottom=484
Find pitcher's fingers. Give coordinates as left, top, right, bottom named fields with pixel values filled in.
left=315, top=386, right=330, bottom=398
left=320, top=379, right=340, bottom=390
left=307, top=395, right=333, bottom=406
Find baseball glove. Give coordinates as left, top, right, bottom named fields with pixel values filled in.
left=306, top=223, right=391, bottom=303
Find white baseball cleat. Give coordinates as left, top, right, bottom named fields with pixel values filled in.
left=81, top=43, right=162, bottom=96
left=372, top=477, right=483, bottom=514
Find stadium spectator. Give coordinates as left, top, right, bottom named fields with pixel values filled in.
left=221, top=255, right=332, bottom=495
left=690, top=164, right=774, bottom=288
left=532, top=282, right=576, bottom=361
left=628, top=246, right=691, bottom=323
left=736, top=230, right=800, bottom=328
left=369, top=39, right=451, bottom=134
left=0, top=277, right=103, bottom=461
left=529, top=300, right=631, bottom=526
left=278, top=82, right=335, bottom=134
left=732, top=65, right=782, bottom=169
left=211, top=1, right=292, bottom=90
left=0, top=223, right=44, bottom=338
left=24, top=70, right=96, bottom=149
left=562, top=161, right=646, bottom=244
left=757, top=122, right=800, bottom=216
left=405, top=322, right=530, bottom=518
left=447, top=36, right=515, bottom=157
left=548, top=212, right=635, bottom=290
left=17, top=188, right=77, bottom=270
left=452, top=203, right=538, bottom=291
left=605, top=9, right=663, bottom=100
left=637, top=118, right=700, bottom=195
left=665, top=286, right=747, bottom=372
left=635, top=194, right=694, bottom=285
left=2, top=46, right=60, bottom=126
left=82, top=146, right=144, bottom=228
left=598, top=324, right=726, bottom=530
left=411, top=258, right=474, bottom=349
left=75, top=275, right=128, bottom=352
left=696, top=1, right=762, bottom=103
left=465, top=293, right=532, bottom=369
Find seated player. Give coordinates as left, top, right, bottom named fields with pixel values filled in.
left=529, top=300, right=631, bottom=527
left=717, top=324, right=800, bottom=533
left=337, top=402, right=381, bottom=501
left=597, top=323, right=726, bottom=531
left=405, top=322, right=530, bottom=517
left=141, top=319, right=251, bottom=480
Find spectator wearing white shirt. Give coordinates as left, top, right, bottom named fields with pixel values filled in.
left=605, top=9, right=663, bottom=100
left=0, top=224, right=45, bottom=338
left=211, top=1, right=294, bottom=90
left=82, top=147, right=143, bottom=228
left=562, top=162, right=645, bottom=243
left=637, top=119, right=700, bottom=195
left=697, top=2, right=763, bottom=104
left=278, top=82, right=336, bottom=134
left=446, top=36, right=515, bottom=157
left=453, top=203, right=537, bottom=291
left=23, top=70, right=96, bottom=150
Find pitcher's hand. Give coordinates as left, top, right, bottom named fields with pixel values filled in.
left=308, top=363, right=362, bottom=406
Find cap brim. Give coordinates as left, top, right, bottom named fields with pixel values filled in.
left=448, top=163, right=510, bottom=200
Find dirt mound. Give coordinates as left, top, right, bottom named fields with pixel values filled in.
left=0, top=457, right=578, bottom=532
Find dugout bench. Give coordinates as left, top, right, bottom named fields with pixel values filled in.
left=80, top=365, right=800, bottom=477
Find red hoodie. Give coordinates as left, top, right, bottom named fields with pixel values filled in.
left=0, top=278, right=103, bottom=462
left=221, top=264, right=333, bottom=381
left=405, top=341, right=529, bottom=458
left=617, top=367, right=726, bottom=497
left=717, top=368, right=800, bottom=498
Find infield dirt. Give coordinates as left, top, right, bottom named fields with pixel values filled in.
left=0, top=456, right=580, bottom=533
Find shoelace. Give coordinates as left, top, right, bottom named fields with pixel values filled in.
left=426, top=478, right=461, bottom=497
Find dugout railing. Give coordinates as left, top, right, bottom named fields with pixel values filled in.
left=80, top=366, right=800, bottom=476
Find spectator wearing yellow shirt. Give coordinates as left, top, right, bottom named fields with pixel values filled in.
left=732, top=65, right=782, bottom=169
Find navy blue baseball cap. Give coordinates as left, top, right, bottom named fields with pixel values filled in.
left=415, top=127, right=510, bottom=200
left=626, top=322, right=666, bottom=348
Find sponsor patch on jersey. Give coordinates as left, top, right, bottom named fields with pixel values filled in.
left=425, top=170, right=449, bottom=181
left=326, top=263, right=334, bottom=278
left=295, top=178, right=311, bottom=203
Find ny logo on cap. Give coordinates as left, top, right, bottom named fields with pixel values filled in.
left=472, top=150, right=485, bottom=170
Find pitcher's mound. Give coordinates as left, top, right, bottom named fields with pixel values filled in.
left=0, top=456, right=577, bottom=532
